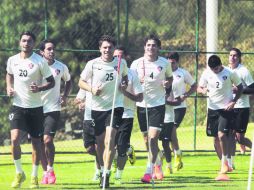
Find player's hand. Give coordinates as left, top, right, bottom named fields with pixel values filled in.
left=224, top=101, right=236, bottom=111
left=163, top=80, right=171, bottom=89
left=30, top=82, right=39, bottom=93
left=60, top=95, right=67, bottom=106
left=7, top=87, right=14, bottom=96
left=232, top=86, right=238, bottom=94
left=91, top=84, right=102, bottom=96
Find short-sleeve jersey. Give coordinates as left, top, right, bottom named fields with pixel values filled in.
left=41, top=60, right=71, bottom=113
left=122, top=69, right=143, bottom=118
left=130, top=56, right=172, bottom=108
left=172, top=67, right=195, bottom=108
left=75, top=89, right=92, bottom=120
left=6, top=52, right=52, bottom=108
left=199, top=67, right=241, bottom=110
left=80, top=57, right=128, bottom=111
left=230, top=64, right=254, bottom=108
left=164, top=92, right=175, bottom=123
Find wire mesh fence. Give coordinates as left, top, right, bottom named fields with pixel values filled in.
left=1, top=0, right=254, bottom=153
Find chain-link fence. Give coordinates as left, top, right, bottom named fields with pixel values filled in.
left=1, top=0, right=254, bottom=153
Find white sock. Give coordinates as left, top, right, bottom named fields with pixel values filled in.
left=105, top=169, right=111, bottom=175
left=14, top=159, right=23, bottom=174
left=231, top=156, right=235, bottom=166
left=155, top=151, right=162, bottom=165
left=31, top=164, right=39, bottom=177
left=116, top=169, right=123, bottom=178
left=227, top=157, right=232, bottom=168
left=145, top=162, right=153, bottom=174
left=174, top=149, right=181, bottom=156
left=221, top=155, right=227, bottom=168
left=47, top=165, right=53, bottom=172
left=100, top=166, right=104, bottom=173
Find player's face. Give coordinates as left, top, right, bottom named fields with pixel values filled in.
left=99, top=41, right=114, bottom=62
left=168, top=58, right=178, bottom=71
left=41, top=42, right=55, bottom=62
left=229, top=50, right=240, bottom=67
left=113, top=49, right=125, bottom=58
left=144, top=40, right=159, bottom=57
left=19, top=35, right=35, bottom=53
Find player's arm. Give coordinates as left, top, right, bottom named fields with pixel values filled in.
left=225, top=83, right=243, bottom=111
left=79, top=79, right=102, bottom=96
left=39, top=75, right=55, bottom=91
left=166, top=96, right=181, bottom=106
left=61, top=79, right=72, bottom=106
left=6, top=73, right=14, bottom=96
left=121, top=88, right=143, bottom=102
left=242, top=83, right=254, bottom=94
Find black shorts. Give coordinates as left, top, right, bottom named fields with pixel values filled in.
left=9, top=105, right=44, bottom=138
left=92, top=107, right=124, bottom=136
left=206, top=109, right=233, bottom=137
left=174, top=108, right=186, bottom=127
left=115, top=118, right=133, bottom=147
left=232, top=108, right=249, bottom=133
left=137, top=105, right=165, bottom=132
left=83, top=120, right=96, bottom=148
left=44, top=111, right=60, bottom=137
left=159, top=122, right=174, bottom=141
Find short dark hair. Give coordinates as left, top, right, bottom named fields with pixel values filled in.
left=99, top=35, right=116, bottom=47
left=167, top=52, right=179, bottom=62
left=208, top=55, right=222, bottom=68
left=230, top=47, right=242, bottom=62
left=20, top=31, right=36, bottom=42
left=144, top=34, right=161, bottom=48
left=115, top=45, right=127, bottom=55
left=39, top=39, right=55, bottom=51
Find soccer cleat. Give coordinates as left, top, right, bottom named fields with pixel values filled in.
left=215, top=173, right=230, bottom=181
left=41, top=173, right=48, bottom=184
left=165, top=166, right=173, bottom=175
left=128, top=145, right=136, bottom=165
left=11, top=172, right=26, bottom=188
left=174, top=153, right=183, bottom=172
left=100, top=173, right=110, bottom=188
left=47, top=171, right=56, bottom=184
left=30, top=176, right=39, bottom=189
left=93, top=172, right=100, bottom=181
left=219, top=163, right=230, bottom=174
left=154, top=165, right=163, bottom=180
left=141, top=173, right=152, bottom=183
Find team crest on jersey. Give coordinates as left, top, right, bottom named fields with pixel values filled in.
left=176, top=75, right=181, bottom=79
left=222, top=76, right=228, bottom=80
left=114, top=66, right=118, bottom=71
left=28, top=63, right=34, bottom=69
left=157, top=66, right=163, bottom=72
left=9, top=113, right=14, bottom=120
left=55, top=69, right=60, bottom=75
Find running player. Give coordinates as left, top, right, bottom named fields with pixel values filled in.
left=228, top=48, right=254, bottom=167
left=113, top=46, right=143, bottom=184
left=166, top=52, right=197, bottom=172
left=6, top=31, right=55, bottom=188
left=197, top=55, right=242, bottom=180
left=130, top=34, right=173, bottom=183
left=79, top=35, right=128, bottom=188
left=39, top=39, right=72, bottom=185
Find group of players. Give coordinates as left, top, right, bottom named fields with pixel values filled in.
left=6, top=31, right=254, bottom=189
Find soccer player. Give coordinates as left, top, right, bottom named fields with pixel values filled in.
left=130, top=34, right=173, bottom=183
left=113, top=46, right=144, bottom=183
left=166, top=52, right=197, bottom=172
left=79, top=35, right=128, bottom=188
left=228, top=48, right=254, bottom=166
left=74, top=89, right=101, bottom=181
left=6, top=31, right=55, bottom=188
left=197, top=55, right=242, bottom=179
left=159, top=91, right=181, bottom=175
left=38, top=39, right=72, bottom=185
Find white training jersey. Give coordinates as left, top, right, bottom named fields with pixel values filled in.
left=230, top=64, right=254, bottom=108
left=130, top=56, right=172, bottom=108
left=75, top=89, right=92, bottom=120
left=122, top=69, right=143, bottom=118
left=172, top=67, right=195, bottom=108
left=6, top=52, right=52, bottom=108
left=199, top=67, right=241, bottom=110
left=41, top=60, right=71, bottom=113
left=80, top=57, right=128, bottom=111
left=164, top=92, right=175, bottom=123
left=76, top=89, right=86, bottom=100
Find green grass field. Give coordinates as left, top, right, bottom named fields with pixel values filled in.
left=0, top=152, right=253, bottom=190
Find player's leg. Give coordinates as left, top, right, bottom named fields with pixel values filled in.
left=172, top=108, right=186, bottom=171
left=29, top=107, right=44, bottom=189
left=9, top=106, right=27, bottom=188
